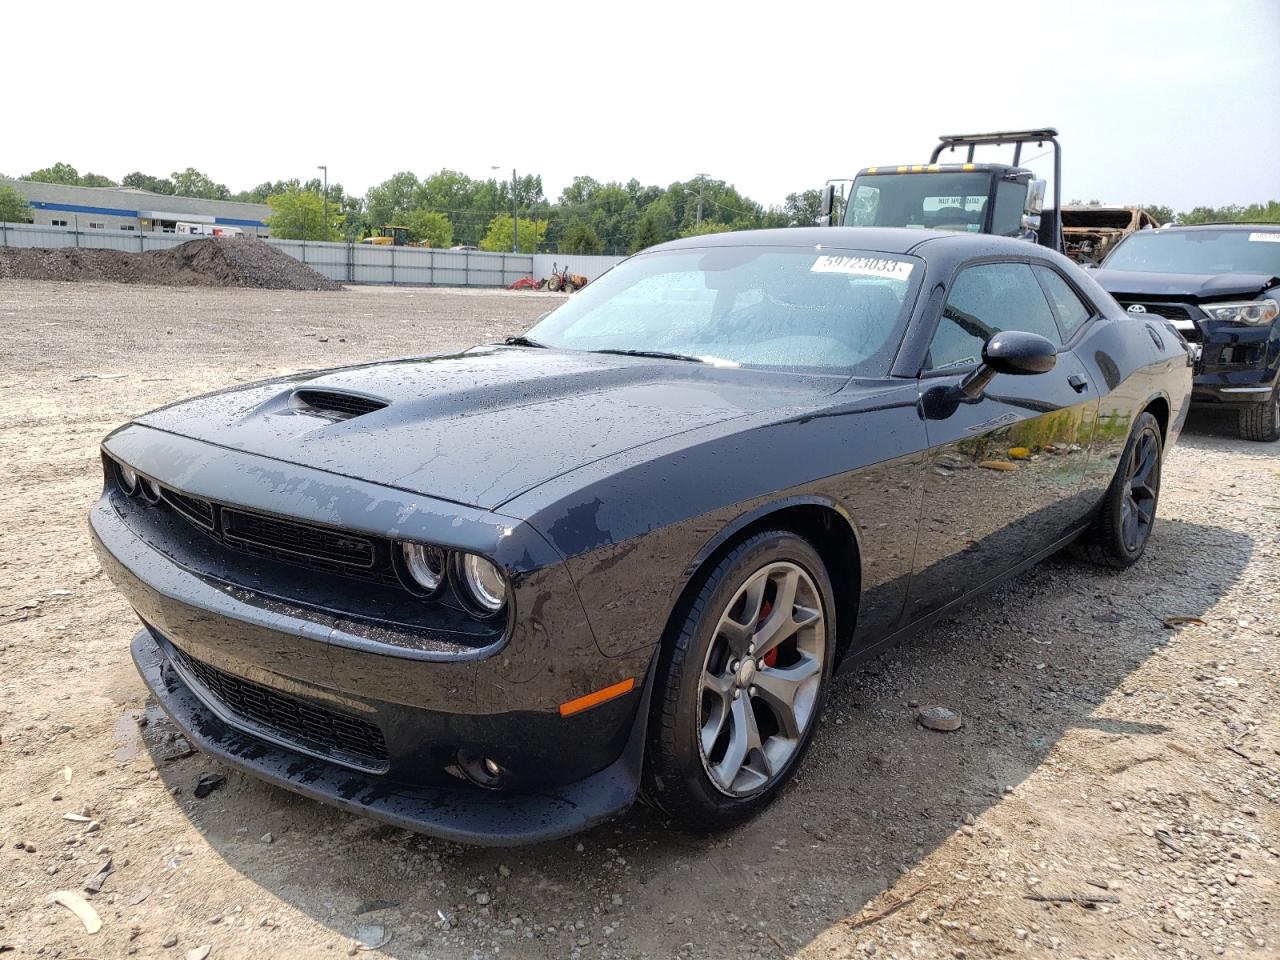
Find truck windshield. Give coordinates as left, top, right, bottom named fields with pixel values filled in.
left=844, top=172, right=996, bottom=233
left=525, top=247, right=923, bottom=374
left=1104, top=228, right=1280, bottom=277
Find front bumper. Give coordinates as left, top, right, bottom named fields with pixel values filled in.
left=131, top=629, right=645, bottom=845
left=1189, top=323, right=1279, bottom=405
left=90, top=426, right=658, bottom=844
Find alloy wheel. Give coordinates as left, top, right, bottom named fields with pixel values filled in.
left=697, top=561, right=826, bottom=797
left=1120, top=428, right=1160, bottom=552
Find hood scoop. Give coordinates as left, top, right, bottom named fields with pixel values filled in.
left=289, top=388, right=388, bottom=421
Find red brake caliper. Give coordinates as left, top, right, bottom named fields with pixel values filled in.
left=757, top=599, right=779, bottom=667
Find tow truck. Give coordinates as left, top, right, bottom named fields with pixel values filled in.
left=819, top=128, right=1062, bottom=251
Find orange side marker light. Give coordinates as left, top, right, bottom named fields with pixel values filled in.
left=559, top=677, right=636, bottom=717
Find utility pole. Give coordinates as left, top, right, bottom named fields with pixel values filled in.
left=317, top=165, right=328, bottom=240
left=694, top=173, right=709, bottom=227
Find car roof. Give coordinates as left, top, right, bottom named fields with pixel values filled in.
left=647, top=226, right=1043, bottom=258
left=1158, top=222, right=1280, bottom=232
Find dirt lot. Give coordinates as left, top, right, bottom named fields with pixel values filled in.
left=1, top=280, right=1276, bottom=960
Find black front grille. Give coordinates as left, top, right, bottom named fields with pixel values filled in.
left=170, top=644, right=389, bottom=772
left=1118, top=301, right=1204, bottom=342
left=291, top=389, right=388, bottom=420
left=161, top=488, right=215, bottom=529
left=222, top=509, right=375, bottom=569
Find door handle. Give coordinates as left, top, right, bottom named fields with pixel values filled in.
left=1068, top=374, right=1089, bottom=393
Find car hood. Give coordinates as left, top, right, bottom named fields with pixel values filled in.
left=135, top=346, right=838, bottom=510
left=1093, top=269, right=1280, bottom=302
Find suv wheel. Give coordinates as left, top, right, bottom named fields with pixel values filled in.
left=1239, top=385, right=1280, bottom=442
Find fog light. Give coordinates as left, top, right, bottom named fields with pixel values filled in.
left=456, top=749, right=504, bottom=789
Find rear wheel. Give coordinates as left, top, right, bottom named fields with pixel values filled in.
left=547, top=275, right=562, bottom=292
left=643, top=531, right=834, bottom=827
left=1238, top=385, right=1280, bottom=442
left=1073, top=411, right=1163, bottom=569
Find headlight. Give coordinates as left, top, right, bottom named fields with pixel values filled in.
left=1201, top=298, right=1278, bottom=326
left=115, top=461, right=139, bottom=495
left=400, top=543, right=446, bottom=594
left=457, top=553, right=508, bottom=616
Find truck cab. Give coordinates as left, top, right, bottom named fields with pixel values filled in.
left=821, top=129, right=1062, bottom=252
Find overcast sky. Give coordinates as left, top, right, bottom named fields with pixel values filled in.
left=7, top=0, right=1278, bottom=211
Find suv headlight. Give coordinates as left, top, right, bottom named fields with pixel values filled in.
left=1201, top=298, right=1278, bottom=326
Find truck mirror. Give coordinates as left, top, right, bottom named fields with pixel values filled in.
left=1021, top=213, right=1042, bottom=233
left=1025, top=179, right=1047, bottom=215
left=818, top=184, right=835, bottom=226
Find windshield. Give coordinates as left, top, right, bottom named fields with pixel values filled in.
left=844, top=172, right=997, bottom=233
left=524, top=247, right=922, bottom=375
left=1104, top=228, right=1280, bottom=276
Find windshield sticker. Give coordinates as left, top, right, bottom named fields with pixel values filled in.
left=1248, top=232, right=1280, bottom=243
left=811, top=255, right=914, bottom=280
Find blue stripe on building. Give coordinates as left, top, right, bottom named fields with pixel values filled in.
left=30, top=200, right=267, bottom=229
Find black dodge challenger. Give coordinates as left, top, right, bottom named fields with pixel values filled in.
left=91, top=228, right=1192, bottom=844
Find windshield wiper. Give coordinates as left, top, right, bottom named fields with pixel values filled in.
left=504, top=335, right=546, bottom=348
left=591, top=348, right=705, bottom=363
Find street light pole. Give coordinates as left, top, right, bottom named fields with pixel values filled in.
left=511, top=167, right=519, bottom=253
left=317, top=165, right=328, bottom=240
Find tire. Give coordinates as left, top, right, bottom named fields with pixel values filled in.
left=642, top=530, right=835, bottom=828
left=1073, top=411, right=1163, bottom=569
left=563, top=282, right=577, bottom=294
left=547, top=276, right=562, bottom=292
left=1238, top=385, right=1280, bottom=442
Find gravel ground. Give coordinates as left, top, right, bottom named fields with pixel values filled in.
left=0, top=238, right=341, bottom=290
left=0, top=280, right=1276, bottom=960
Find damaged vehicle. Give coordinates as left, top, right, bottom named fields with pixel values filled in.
left=91, top=228, right=1191, bottom=844
left=1062, top=206, right=1162, bottom=265
left=1095, top=222, right=1280, bottom=441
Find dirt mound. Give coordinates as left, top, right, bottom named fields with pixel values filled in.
left=0, top=237, right=341, bottom=291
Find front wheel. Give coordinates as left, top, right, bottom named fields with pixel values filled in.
left=1239, top=385, right=1280, bottom=442
left=1072, top=411, right=1163, bottom=569
left=642, top=531, right=835, bottom=827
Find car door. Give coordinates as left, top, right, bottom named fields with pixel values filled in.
left=902, top=259, right=1099, bottom=623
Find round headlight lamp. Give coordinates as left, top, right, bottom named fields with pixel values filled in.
left=458, top=553, right=508, bottom=616
left=116, top=462, right=140, bottom=496
left=401, top=543, right=446, bottom=594
left=142, top=478, right=163, bottom=503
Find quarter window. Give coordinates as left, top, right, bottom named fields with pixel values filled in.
left=926, top=262, right=1061, bottom=371
left=1033, top=266, right=1093, bottom=339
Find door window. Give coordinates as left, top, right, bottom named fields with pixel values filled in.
left=926, top=262, right=1061, bottom=371
left=1033, top=265, right=1094, bottom=339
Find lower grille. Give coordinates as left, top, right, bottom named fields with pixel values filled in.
left=169, top=644, right=389, bottom=773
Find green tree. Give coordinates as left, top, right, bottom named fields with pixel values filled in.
left=366, top=171, right=421, bottom=232
left=403, top=209, right=454, bottom=247
left=679, top=221, right=734, bottom=238
left=79, top=172, right=117, bottom=187
left=0, top=185, right=31, bottom=222
left=1141, top=204, right=1175, bottom=226
left=171, top=167, right=231, bottom=200
left=631, top=199, right=676, bottom=252
left=267, top=188, right=340, bottom=240
left=122, top=171, right=176, bottom=194
left=783, top=189, right=823, bottom=226
left=22, top=162, right=83, bottom=185
left=561, top=222, right=603, bottom=255
left=480, top=215, right=545, bottom=253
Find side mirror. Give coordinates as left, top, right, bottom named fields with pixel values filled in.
left=960, top=331, right=1057, bottom=398
left=1025, top=179, right=1047, bottom=215
left=1020, top=213, right=1042, bottom=233
left=817, top=184, right=835, bottom=227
